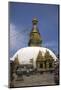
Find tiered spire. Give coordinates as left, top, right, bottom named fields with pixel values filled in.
left=28, top=18, right=42, bottom=46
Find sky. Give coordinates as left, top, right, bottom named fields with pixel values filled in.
left=9, top=2, right=59, bottom=57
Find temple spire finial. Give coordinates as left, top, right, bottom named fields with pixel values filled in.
left=28, top=18, right=42, bottom=46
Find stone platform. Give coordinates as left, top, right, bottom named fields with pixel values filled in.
left=11, top=72, right=56, bottom=88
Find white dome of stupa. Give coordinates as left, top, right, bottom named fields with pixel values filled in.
left=10, top=47, right=57, bottom=67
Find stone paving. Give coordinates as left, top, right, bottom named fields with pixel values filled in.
left=12, top=72, right=56, bottom=87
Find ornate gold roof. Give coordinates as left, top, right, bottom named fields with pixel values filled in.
left=36, top=51, right=44, bottom=62
left=36, top=50, right=54, bottom=62
left=44, top=50, right=54, bottom=60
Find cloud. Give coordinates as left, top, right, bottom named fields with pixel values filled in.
left=10, top=23, right=23, bottom=49
left=10, top=23, right=29, bottom=57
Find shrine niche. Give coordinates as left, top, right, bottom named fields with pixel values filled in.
left=36, top=50, right=55, bottom=72
left=44, top=50, right=54, bottom=69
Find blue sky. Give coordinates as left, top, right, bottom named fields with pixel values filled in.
left=9, top=2, right=59, bottom=57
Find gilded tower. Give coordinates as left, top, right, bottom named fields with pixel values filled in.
left=28, top=18, right=42, bottom=46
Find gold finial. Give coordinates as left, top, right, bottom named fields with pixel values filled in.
left=32, top=17, right=38, bottom=25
